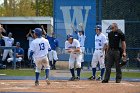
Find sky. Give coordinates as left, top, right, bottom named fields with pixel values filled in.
left=0, top=0, right=4, bottom=4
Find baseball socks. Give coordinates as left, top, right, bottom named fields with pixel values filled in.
left=69, top=68, right=75, bottom=81
left=76, top=68, right=81, bottom=80
left=100, top=68, right=105, bottom=78
left=97, top=68, right=105, bottom=80
left=53, top=60, right=56, bottom=70
left=49, top=61, right=53, bottom=69
left=35, top=72, right=40, bottom=86
left=45, top=69, right=50, bottom=85
left=88, top=68, right=96, bottom=80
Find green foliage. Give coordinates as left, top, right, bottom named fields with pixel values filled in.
left=0, top=0, right=53, bottom=16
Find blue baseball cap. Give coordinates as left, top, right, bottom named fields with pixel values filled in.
left=32, top=28, right=42, bottom=37
left=95, top=25, right=102, bottom=30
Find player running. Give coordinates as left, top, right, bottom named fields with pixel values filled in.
left=29, top=28, right=51, bottom=86
left=88, top=25, right=108, bottom=80
left=65, top=34, right=82, bottom=81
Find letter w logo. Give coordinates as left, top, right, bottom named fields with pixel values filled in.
left=60, top=6, right=91, bottom=35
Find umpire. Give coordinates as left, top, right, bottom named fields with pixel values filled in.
left=102, top=23, right=126, bottom=83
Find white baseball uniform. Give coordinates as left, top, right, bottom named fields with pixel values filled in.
left=30, top=37, right=51, bottom=72
left=92, top=33, right=107, bottom=68
left=65, top=39, right=82, bottom=69
left=77, top=33, right=86, bottom=62
left=2, top=36, right=14, bottom=61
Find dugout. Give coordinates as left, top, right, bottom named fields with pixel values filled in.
left=0, top=17, right=53, bottom=62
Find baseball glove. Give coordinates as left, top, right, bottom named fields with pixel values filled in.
left=119, top=55, right=129, bottom=67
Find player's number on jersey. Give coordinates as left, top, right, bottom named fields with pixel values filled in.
left=39, top=43, right=45, bottom=50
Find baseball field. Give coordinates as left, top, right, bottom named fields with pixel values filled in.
left=0, top=62, right=140, bottom=93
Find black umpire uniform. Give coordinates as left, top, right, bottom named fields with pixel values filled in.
left=102, top=23, right=126, bottom=83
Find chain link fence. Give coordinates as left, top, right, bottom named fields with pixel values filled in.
left=97, top=0, right=140, bottom=69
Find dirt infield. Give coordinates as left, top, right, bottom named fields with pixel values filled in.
left=0, top=80, right=140, bottom=93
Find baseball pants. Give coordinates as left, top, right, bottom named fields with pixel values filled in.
left=69, top=53, right=82, bottom=69
left=7, top=57, right=23, bottom=62
left=35, top=55, right=50, bottom=73
left=80, top=47, right=85, bottom=62
left=2, top=49, right=13, bottom=61
left=104, top=49, right=122, bottom=81
left=91, top=49, right=105, bottom=69
left=48, top=50, right=58, bottom=61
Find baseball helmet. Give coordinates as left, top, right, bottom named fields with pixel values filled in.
left=32, top=28, right=42, bottom=37
left=95, top=25, right=102, bottom=31
left=67, top=34, right=73, bottom=40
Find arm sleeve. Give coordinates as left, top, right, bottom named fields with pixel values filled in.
left=102, top=35, right=108, bottom=44
left=120, top=33, right=125, bottom=41
left=21, top=48, right=24, bottom=55
left=2, top=36, right=7, bottom=41
left=55, top=39, right=59, bottom=47
left=76, top=40, right=80, bottom=48
left=65, top=41, right=69, bottom=49
left=119, top=30, right=125, bottom=41
left=46, top=40, right=51, bottom=51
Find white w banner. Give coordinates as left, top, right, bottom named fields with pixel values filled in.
left=102, top=20, right=125, bottom=37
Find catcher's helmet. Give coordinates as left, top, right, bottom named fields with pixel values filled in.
left=95, top=25, right=102, bottom=31
left=32, top=28, right=42, bottom=37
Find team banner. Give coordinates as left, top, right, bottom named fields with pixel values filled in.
left=102, top=20, right=125, bottom=37
left=54, top=0, right=96, bottom=61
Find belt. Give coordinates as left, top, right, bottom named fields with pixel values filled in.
left=95, top=48, right=102, bottom=50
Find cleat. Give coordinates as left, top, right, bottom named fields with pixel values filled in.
left=88, top=76, right=95, bottom=80
left=46, top=78, right=50, bottom=85
left=96, top=76, right=103, bottom=81
left=75, top=76, right=80, bottom=81
left=35, top=81, right=39, bottom=86
left=116, top=79, right=121, bottom=83
left=102, top=80, right=108, bottom=83
left=69, top=76, right=75, bottom=81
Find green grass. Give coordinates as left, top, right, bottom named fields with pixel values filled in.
left=81, top=71, right=140, bottom=78
left=0, top=69, right=45, bottom=76
left=0, top=69, right=140, bottom=78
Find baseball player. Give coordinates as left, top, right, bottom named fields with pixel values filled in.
left=88, top=25, right=107, bottom=80
left=41, top=25, right=58, bottom=70
left=65, top=34, right=82, bottom=81
left=29, top=28, right=51, bottom=86
left=0, top=32, right=14, bottom=65
left=7, top=42, right=24, bottom=67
